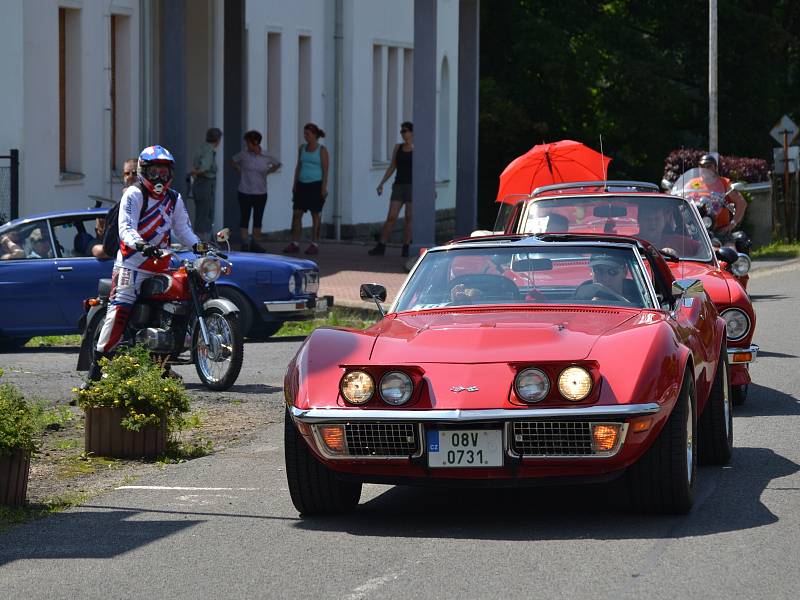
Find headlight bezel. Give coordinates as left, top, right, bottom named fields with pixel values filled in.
left=340, top=370, right=375, bottom=405
left=721, top=308, right=750, bottom=341
left=557, top=366, right=593, bottom=402
left=288, top=273, right=298, bottom=295
left=514, top=367, right=551, bottom=403
left=730, top=253, right=751, bottom=277
left=379, top=370, right=414, bottom=406
left=194, top=256, right=223, bottom=282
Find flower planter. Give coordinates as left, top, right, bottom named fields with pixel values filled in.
left=0, top=449, right=31, bottom=508
left=84, top=407, right=167, bottom=458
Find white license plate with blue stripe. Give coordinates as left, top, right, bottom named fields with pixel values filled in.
left=427, top=429, right=503, bottom=468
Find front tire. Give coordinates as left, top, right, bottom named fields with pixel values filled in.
left=284, top=409, right=362, bottom=516
left=698, top=346, right=733, bottom=465
left=192, top=307, right=244, bottom=390
left=732, top=384, right=748, bottom=406
left=627, top=371, right=696, bottom=514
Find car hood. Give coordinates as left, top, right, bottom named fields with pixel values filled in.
left=371, top=308, right=639, bottom=364
left=671, top=261, right=731, bottom=304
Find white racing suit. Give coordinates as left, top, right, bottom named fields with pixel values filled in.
left=95, top=185, right=200, bottom=354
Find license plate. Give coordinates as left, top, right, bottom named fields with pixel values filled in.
left=427, top=429, right=503, bottom=468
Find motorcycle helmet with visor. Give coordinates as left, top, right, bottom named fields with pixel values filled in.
left=137, top=145, right=175, bottom=197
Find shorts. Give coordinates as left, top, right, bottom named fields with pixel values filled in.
left=292, top=180, right=325, bottom=214
left=238, top=192, right=268, bottom=228
left=390, top=183, right=412, bottom=204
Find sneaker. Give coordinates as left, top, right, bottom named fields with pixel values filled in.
left=305, top=243, right=319, bottom=255
left=401, top=244, right=410, bottom=257
left=249, top=241, right=266, bottom=253
left=283, top=242, right=300, bottom=253
left=368, top=242, right=386, bottom=256
left=163, top=368, right=183, bottom=382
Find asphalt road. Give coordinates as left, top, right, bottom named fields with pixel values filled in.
left=1, top=263, right=799, bottom=600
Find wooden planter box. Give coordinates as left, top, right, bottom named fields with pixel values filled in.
left=0, top=449, right=31, bottom=508
left=85, top=407, right=167, bottom=458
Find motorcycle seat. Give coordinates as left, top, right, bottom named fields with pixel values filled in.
left=97, top=278, right=113, bottom=298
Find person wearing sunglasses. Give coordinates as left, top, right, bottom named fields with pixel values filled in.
left=574, top=252, right=640, bottom=304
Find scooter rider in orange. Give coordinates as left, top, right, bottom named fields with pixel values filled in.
left=697, top=153, right=748, bottom=239
left=83, top=145, right=202, bottom=385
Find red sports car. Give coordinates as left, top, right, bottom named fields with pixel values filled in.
left=284, top=235, right=732, bottom=516
left=494, top=181, right=757, bottom=405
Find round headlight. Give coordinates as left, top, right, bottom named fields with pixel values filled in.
left=380, top=371, right=413, bottom=405
left=195, top=257, right=222, bottom=282
left=514, top=368, right=550, bottom=403
left=288, top=274, right=297, bottom=295
left=340, top=370, right=375, bottom=405
left=731, top=253, right=751, bottom=276
left=721, top=308, right=750, bottom=341
left=702, top=216, right=713, bottom=229
left=558, top=366, right=593, bottom=402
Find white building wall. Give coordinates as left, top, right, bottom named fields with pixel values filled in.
left=0, top=1, right=24, bottom=158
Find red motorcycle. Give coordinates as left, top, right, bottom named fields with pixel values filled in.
left=76, top=244, right=244, bottom=390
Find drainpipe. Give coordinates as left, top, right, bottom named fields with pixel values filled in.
left=333, top=0, right=343, bottom=240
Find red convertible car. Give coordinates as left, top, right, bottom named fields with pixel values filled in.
left=284, top=234, right=732, bottom=516
left=493, top=181, right=757, bottom=405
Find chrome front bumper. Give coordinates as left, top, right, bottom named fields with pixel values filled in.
left=289, top=403, right=661, bottom=424
left=264, top=295, right=332, bottom=315
left=728, top=344, right=758, bottom=364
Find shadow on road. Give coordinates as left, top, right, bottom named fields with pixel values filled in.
left=293, top=446, right=798, bottom=541
left=183, top=382, right=281, bottom=395
left=755, top=350, right=798, bottom=359
left=734, top=383, right=800, bottom=418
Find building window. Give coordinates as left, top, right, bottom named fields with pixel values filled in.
left=298, top=34, right=311, bottom=143
left=59, top=7, right=82, bottom=175
left=437, top=56, right=450, bottom=181
left=373, top=44, right=413, bottom=164
left=266, top=32, right=282, bottom=156
left=111, top=14, right=132, bottom=175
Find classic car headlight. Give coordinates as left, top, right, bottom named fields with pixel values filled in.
left=514, top=368, right=550, bottom=403
left=379, top=371, right=413, bottom=405
left=558, top=366, right=592, bottom=401
left=731, top=253, right=751, bottom=276
left=194, top=257, right=222, bottom=282
left=721, top=308, right=750, bottom=341
left=303, top=270, right=320, bottom=295
left=340, top=370, right=375, bottom=404
left=288, top=274, right=297, bottom=295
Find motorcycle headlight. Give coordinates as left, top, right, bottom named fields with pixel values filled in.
left=194, top=257, right=222, bottom=282
left=514, top=368, right=550, bottom=403
left=702, top=216, right=713, bottom=229
left=731, top=253, right=751, bottom=276
left=558, top=366, right=593, bottom=402
left=340, top=370, right=375, bottom=405
left=379, top=371, right=413, bottom=406
left=721, top=308, right=750, bottom=341
left=288, top=274, right=297, bottom=295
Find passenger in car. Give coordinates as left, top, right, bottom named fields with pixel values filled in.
left=636, top=203, right=699, bottom=255
left=574, top=253, right=640, bottom=304
left=1, top=231, right=24, bottom=260
left=26, top=228, right=53, bottom=259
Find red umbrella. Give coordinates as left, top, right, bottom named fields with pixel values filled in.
left=496, top=140, right=612, bottom=203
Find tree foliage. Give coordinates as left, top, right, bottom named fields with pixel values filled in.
left=479, top=0, right=799, bottom=226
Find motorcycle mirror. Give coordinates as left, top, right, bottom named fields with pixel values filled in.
left=216, top=228, right=231, bottom=243
left=716, top=246, right=738, bottom=264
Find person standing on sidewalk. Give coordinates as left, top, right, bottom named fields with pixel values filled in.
left=232, top=130, right=281, bottom=252
left=191, top=127, right=223, bottom=241
left=369, top=121, right=413, bottom=257
left=283, top=123, right=329, bottom=256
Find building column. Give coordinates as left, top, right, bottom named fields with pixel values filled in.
left=412, top=0, right=437, bottom=249
left=456, top=0, right=479, bottom=236
left=160, top=0, right=188, bottom=196
left=222, top=0, right=245, bottom=242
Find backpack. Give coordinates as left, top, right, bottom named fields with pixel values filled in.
left=101, top=184, right=176, bottom=257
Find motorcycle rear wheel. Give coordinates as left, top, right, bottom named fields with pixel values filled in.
left=192, top=307, right=243, bottom=391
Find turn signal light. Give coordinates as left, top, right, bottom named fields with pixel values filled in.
left=731, top=351, right=753, bottom=363
left=318, top=425, right=346, bottom=454
left=629, top=416, right=653, bottom=434
left=592, top=424, right=621, bottom=453
left=87, top=298, right=100, bottom=306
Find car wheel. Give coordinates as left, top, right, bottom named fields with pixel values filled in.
left=0, top=337, right=30, bottom=351
left=284, top=409, right=362, bottom=516
left=216, top=287, right=255, bottom=337
left=248, top=321, right=283, bottom=340
left=732, top=384, right=748, bottom=406
left=698, top=345, right=733, bottom=465
left=627, top=371, right=696, bottom=514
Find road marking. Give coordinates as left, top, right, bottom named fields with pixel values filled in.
left=344, top=571, right=404, bottom=600
left=116, top=485, right=260, bottom=491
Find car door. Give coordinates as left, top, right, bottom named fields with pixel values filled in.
left=49, top=215, right=115, bottom=330
left=0, top=219, right=63, bottom=336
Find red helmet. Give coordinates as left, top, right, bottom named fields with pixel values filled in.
left=137, top=145, right=175, bottom=197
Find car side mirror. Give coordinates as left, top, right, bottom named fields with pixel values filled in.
left=716, top=246, right=738, bottom=265
left=360, top=283, right=387, bottom=316
left=671, top=278, right=704, bottom=311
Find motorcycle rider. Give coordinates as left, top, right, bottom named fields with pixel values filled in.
left=696, top=153, right=748, bottom=240
left=83, top=145, right=202, bottom=385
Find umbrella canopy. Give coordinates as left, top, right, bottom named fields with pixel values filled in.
left=496, top=140, right=612, bottom=203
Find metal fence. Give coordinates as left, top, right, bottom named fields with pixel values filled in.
left=0, top=149, right=19, bottom=225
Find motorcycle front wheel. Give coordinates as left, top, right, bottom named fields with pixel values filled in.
left=192, top=307, right=244, bottom=391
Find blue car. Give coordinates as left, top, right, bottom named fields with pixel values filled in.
left=0, top=208, right=331, bottom=348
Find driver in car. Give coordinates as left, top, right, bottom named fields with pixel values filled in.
left=575, top=253, right=639, bottom=304
left=636, top=203, right=699, bottom=255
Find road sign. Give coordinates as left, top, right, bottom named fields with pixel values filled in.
left=770, top=114, right=799, bottom=145
left=773, top=146, right=799, bottom=174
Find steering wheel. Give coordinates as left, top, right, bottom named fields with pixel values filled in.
left=574, top=281, right=632, bottom=305
left=448, top=274, right=520, bottom=304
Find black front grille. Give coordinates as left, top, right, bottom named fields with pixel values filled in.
left=511, top=421, right=593, bottom=456
left=345, top=423, right=419, bottom=457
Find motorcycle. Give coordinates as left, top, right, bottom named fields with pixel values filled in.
left=670, top=166, right=752, bottom=287
left=76, top=242, right=244, bottom=390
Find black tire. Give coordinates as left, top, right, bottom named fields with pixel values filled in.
left=698, top=345, right=733, bottom=465
left=284, top=409, right=362, bottom=516
left=216, top=286, right=255, bottom=337
left=192, top=307, right=244, bottom=390
left=732, top=384, right=748, bottom=406
left=248, top=320, right=283, bottom=340
left=627, top=371, right=696, bottom=514
left=76, top=310, right=107, bottom=370
left=0, top=337, right=31, bottom=351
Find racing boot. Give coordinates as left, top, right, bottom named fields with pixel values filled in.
left=79, top=350, right=109, bottom=391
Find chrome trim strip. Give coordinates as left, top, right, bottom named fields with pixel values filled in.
left=728, top=344, right=758, bottom=364
left=290, top=403, right=661, bottom=423
left=263, top=297, right=328, bottom=313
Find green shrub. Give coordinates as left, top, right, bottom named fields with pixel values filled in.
left=0, top=369, right=38, bottom=456
left=73, top=346, right=190, bottom=432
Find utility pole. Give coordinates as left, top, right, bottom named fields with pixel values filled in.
left=709, top=0, right=718, bottom=153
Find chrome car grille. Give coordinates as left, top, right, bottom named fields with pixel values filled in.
left=345, top=422, right=420, bottom=457
left=511, top=421, right=594, bottom=456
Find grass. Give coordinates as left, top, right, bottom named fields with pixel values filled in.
left=0, top=492, right=89, bottom=533
left=751, top=241, right=800, bottom=260
left=24, top=335, right=81, bottom=348
left=29, top=400, right=74, bottom=433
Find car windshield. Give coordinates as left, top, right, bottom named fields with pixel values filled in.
left=518, top=195, right=713, bottom=262
left=394, top=244, right=654, bottom=312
